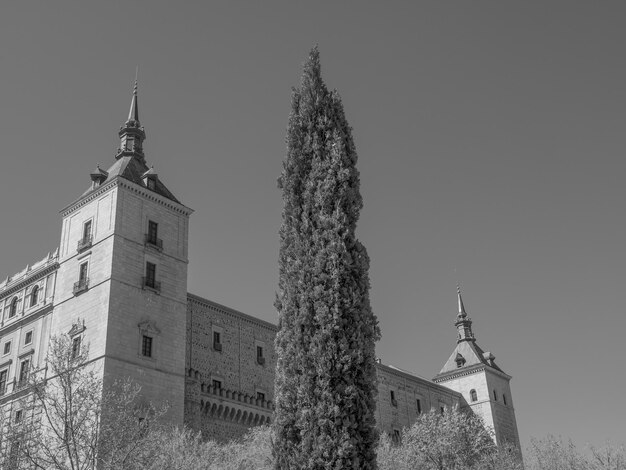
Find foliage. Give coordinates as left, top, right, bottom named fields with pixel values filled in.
left=400, top=406, right=496, bottom=469
left=134, top=425, right=273, bottom=470
left=375, top=406, right=515, bottom=470
left=273, top=46, right=381, bottom=469
left=3, top=335, right=165, bottom=470
left=526, top=435, right=626, bottom=470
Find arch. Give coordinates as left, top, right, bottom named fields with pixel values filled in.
left=31, top=285, right=39, bottom=306
left=242, top=411, right=248, bottom=423
left=9, top=297, right=18, bottom=318
left=470, top=389, right=477, bottom=402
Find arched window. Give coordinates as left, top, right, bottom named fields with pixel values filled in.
left=31, top=285, right=39, bottom=307
left=9, top=297, right=18, bottom=318
left=493, top=389, right=497, bottom=401
left=503, top=394, right=507, bottom=406
left=470, top=389, right=477, bottom=402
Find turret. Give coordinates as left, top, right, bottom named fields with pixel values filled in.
left=116, top=79, right=146, bottom=163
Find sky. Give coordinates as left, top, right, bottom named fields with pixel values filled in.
left=1, top=1, right=625, bottom=452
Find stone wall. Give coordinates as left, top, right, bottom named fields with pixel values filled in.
left=185, top=294, right=276, bottom=441
left=184, top=296, right=470, bottom=442
left=375, top=363, right=463, bottom=437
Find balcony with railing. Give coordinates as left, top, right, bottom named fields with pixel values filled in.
left=77, top=234, right=93, bottom=252
left=142, top=277, right=161, bottom=293
left=73, top=277, right=89, bottom=295
left=144, top=234, right=163, bottom=251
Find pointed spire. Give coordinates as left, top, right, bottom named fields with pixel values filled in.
left=127, top=67, right=139, bottom=123
left=116, top=72, right=146, bottom=163
left=454, top=284, right=475, bottom=343
left=127, top=76, right=139, bottom=123
left=457, top=283, right=467, bottom=318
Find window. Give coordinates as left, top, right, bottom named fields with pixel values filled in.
left=30, top=285, right=39, bottom=306
left=9, top=440, right=20, bottom=467
left=141, top=335, right=153, bottom=358
left=0, top=370, right=7, bottom=395
left=9, top=297, right=18, bottom=318
left=78, top=220, right=93, bottom=251
left=503, top=394, right=507, bottom=406
left=83, top=220, right=92, bottom=241
left=74, top=262, right=89, bottom=294
left=18, top=359, right=29, bottom=385
left=213, top=331, right=222, bottom=351
left=470, top=389, right=477, bottom=402
left=71, top=337, right=81, bottom=359
left=257, top=392, right=265, bottom=401
left=144, top=262, right=157, bottom=289
left=493, top=390, right=497, bottom=401
left=24, top=331, right=32, bottom=346
left=14, top=410, right=22, bottom=424
left=390, top=390, right=397, bottom=407
left=3, top=342, right=11, bottom=355
left=455, top=353, right=465, bottom=368
left=416, top=398, right=422, bottom=414
left=212, top=379, right=222, bottom=390
left=147, top=221, right=158, bottom=245
left=392, top=429, right=401, bottom=444
left=145, top=220, right=162, bottom=249
left=257, top=345, right=265, bottom=365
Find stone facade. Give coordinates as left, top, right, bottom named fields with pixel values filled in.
left=0, top=85, right=520, bottom=451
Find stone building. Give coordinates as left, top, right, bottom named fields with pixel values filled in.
left=0, top=84, right=520, bottom=448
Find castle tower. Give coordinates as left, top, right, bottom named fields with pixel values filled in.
left=52, top=80, right=193, bottom=424
left=433, top=287, right=520, bottom=448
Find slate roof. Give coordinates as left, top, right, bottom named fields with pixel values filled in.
left=80, top=156, right=180, bottom=204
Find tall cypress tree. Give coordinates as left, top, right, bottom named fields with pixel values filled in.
left=273, top=48, right=380, bottom=470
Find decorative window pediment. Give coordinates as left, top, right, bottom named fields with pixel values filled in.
left=68, top=319, right=86, bottom=337
left=138, top=320, right=161, bottom=336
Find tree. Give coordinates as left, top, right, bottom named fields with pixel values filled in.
left=399, top=407, right=498, bottom=470
left=273, top=47, right=381, bottom=469
left=527, top=435, right=626, bottom=470
left=3, top=334, right=165, bottom=470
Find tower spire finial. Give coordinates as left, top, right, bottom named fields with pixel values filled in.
left=128, top=69, right=139, bottom=123
left=116, top=71, right=146, bottom=163
left=454, top=284, right=474, bottom=342
left=457, top=283, right=467, bottom=318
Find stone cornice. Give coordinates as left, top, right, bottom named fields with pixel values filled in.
left=60, top=179, right=119, bottom=217
left=0, top=263, right=58, bottom=302
left=0, top=303, right=53, bottom=335
left=60, top=176, right=193, bottom=218
left=433, top=363, right=512, bottom=383
left=187, top=293, right=277, bottom=331
left=118, top=178, right=193, bottom=216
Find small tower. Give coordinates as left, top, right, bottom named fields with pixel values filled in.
left=116, top=79, right=146, bottom=163
left=53, top=79, right=192, bottom=425
left=433, top=287, right=521, bottom=448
